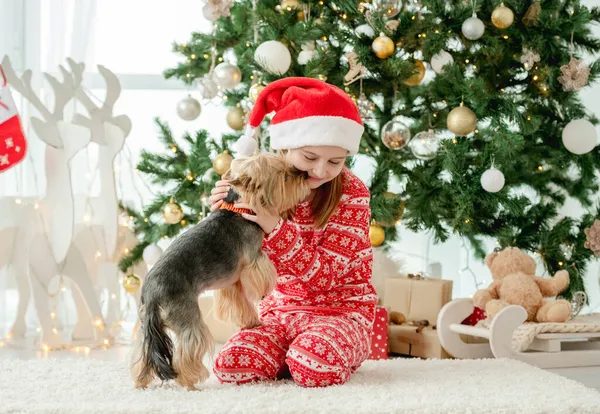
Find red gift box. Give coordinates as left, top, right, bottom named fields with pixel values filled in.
left=368, top=306, right=389, bottom=360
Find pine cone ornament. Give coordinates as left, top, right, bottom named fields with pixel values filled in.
left=584, top=219, right=600, bottom=256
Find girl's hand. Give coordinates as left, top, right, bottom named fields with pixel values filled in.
left=233, top=202, right=281, bottom=234
left=208, top=180, right=231, bottom=212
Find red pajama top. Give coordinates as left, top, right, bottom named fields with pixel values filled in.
left=259, top=168, right=378, bottom=330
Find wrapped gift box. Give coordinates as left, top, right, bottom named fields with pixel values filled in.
left=383, top=277, right=453, bottom=359
left=368, top=306, right=390, bottom=360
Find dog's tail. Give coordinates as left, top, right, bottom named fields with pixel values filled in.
left=130, top=298, right=175, bottom=387
left=131, top=294, right=214, bottom=389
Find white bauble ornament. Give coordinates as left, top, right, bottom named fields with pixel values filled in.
left=203, top=3, right=220, bottom=21
left=356, top=24, right=376, bottom=38
left=462, top=13, right=485, bottom=40
left=562, top=119, right=597, bottom=155
left=176, top=95, right=201, bottom=121
left=143, top=244, right=163, bottom=266
left=214, top=62, right=242, bottom=89
left=431, top=50, right=454, bottom=74
left=481, top=168, right=505, bottom=193
left=298, top=50, right=317, bottom=65
left=196, top=75, right=219, bottom=99
left=254, top=41, right=292, bottom=75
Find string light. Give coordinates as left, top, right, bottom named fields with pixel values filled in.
left=203, top=53, right=209, bottom=58
left=124, top=248, right=130, bottom=254
left=144, top=218, right=149, bottom=223
left=51, top=313, right=56, bottom=319
left=464, top=219, right=471, bottom=224
left=538, top=166, right=543, bottom=171
left=533, top=75, right=539, bottom=81
left=218, top=57, right=223, bottom=62
left=559, top=261, right=564, bottom=266
left=15, top=198, right=22, bottom=205
left=190, top=54, right=196, bottom=59
left=43, top=344, right=50, bottom=352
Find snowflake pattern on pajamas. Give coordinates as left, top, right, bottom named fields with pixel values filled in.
left=213, top=313, right=371, bottom=388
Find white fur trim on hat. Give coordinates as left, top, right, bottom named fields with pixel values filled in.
left=269, top=116, right=364, bottom=154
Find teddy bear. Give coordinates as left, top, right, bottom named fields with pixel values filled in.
left=473, top=247, right=572, bottom=323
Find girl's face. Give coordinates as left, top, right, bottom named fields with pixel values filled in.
left=287, top=146, right=348, bottom=189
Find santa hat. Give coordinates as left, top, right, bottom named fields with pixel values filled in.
left=232, top=77, right=364, bottom=156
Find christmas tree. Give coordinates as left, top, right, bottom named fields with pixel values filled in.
left=120, top=0, right=600, bottom=299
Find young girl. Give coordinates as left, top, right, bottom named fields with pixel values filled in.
left=208, top=77, right=377, bottom=388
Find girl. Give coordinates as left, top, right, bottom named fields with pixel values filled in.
left=208, top=78, right=377, bottom=388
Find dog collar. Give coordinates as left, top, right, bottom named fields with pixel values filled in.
left=219, top=202, right=254, bottom=215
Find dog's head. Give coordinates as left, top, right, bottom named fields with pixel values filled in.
left=223, top=152, right=311, bottom=219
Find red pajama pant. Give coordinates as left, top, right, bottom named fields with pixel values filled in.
left=213, top=312, right=371, bottom=388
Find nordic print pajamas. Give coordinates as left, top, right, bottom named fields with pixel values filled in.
left=213, top=169, right=377, bottom=387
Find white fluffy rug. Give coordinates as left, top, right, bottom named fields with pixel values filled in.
left=1, top=357, right=599, bottom=413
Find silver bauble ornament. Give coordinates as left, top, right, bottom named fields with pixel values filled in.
left=431, top=50, right=454, bottom=74
left=214, top=62, right=242, bottom=89
left=196, top=75, right=219, bottom=99
left=381, top=118, right=412, bottom=150
left=143, top=244, right=163, bottom=266
left=462, top=13, right=485, bottom=40
left=202, top=3, right=220, bottom=21
left=176, top=95, right=201, bottom=121
left=410, top=129, right=440, bottom=160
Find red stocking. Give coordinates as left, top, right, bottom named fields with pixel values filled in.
left=0, top=65, right=27, bottom=173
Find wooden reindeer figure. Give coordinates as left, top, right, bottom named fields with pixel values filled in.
left=0, top=56, right=108, bottom=348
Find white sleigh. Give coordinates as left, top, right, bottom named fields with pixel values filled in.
left=437, top=298, right=600, bottom=369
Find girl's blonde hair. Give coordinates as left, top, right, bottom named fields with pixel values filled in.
left=311, top=171, right=344, bottom=228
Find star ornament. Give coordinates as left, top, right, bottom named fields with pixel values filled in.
left=558, top=57, right=590, bottom=92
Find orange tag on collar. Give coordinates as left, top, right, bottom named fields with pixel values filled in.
left=219, top=202, right=254, bottom=215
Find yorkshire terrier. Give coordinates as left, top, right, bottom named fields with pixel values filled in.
left=130, top=152, right=310, bottom=390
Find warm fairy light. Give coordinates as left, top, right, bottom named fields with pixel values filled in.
left=318, top=1, right=324, bottom=5
left=433, top=113, right=437, bottom=118
left=36, top=328, right=41, bottom=333
left=503, top=35, right=509, bottom=39
left=203, top=53, right=209, bottom=58
left=538, top=166, right=543, bottom=171
left=163, top=235, right=169, bottom=239
left=83, top=214, right=91, bottom=223
left=533, top=75, right=539, bottom=81
left=559, top=261, right=564, bottom=266
left=186, top=73, right=191, bottom=78
left=42, top=344, right=50, bottom=352
left=223, top=95, right=228, bottom=100
left=34, top=202, right=40, bottom=210
left=144, top=218, right=149, bottom=223
left=474, top=129, right=479, bottom=134
left=180, top=220, right=187, bottom=226
left=412, top=15, right=416, bottom=20
left=182, top=43, right=187, bottom=47
left=51, top=313, right=56, bottom=319
left=191, top=54, right=196, bottom=59
left=52, top=328, right=58, bottom=334
left=104, top=339, right=110, bottom=346
left=95, top=318, right=103, bottom=327
left=111, top=293, right=117, bottom=300
left=465, top=59, right=470, bottom=64
left=15, top=198, right=22, bottom=205
left=435, top=29, right=440, bottom=34
left=246, top=42, right=251, bottom=47
left=452, top=139, right=458, bottom=144
left=95, top=251, right=102, bottom=258
left=527, top=116, right=531, bottom=121
left=321, top=36, right=327, bottom=41
left=124, top=248, right=130, bottom=254
left=187, top=173, right=194, bottom=181
left=75, top=347, right=80, bottom=352
left=218, top=57, right=223, bottom=62
left=84, top=347, right=91, bottom=355
left=464, top=219, right=471, bottom=224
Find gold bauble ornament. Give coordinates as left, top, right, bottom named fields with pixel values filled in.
left=491, top=3, right=514, bottom=29
left=281, top=0, right=299, bottom=11
left=404, top=60, right=426, bottom=86
left=372, top=33, right=395, bottom=59
left=213, top=151, right=233, bottom=175
left=447, top=104, right=477, bottom=136
left=123, top=274, right=141, bottom=294
left=163, top=199, right=184, bottom=224
left=226, top=107, right=245, bottom=131
left=249, top=83, right=266, bottom=103
left=369, top=223, right=386, bottom=247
